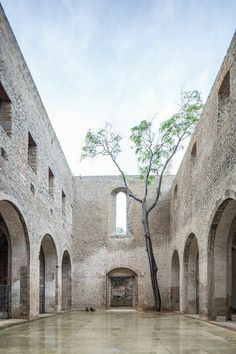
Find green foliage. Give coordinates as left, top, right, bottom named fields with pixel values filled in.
left=130, top=90, right=203, bottom=179
left=81, top=122, right=122, bottom=160
left=81, top=89, right=203, bottom=192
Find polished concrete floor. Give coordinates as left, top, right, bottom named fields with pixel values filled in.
left=0, top=311, right=236, bottom=353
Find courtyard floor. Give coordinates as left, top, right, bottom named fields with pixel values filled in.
left=0, top=311, right=236, bottom=353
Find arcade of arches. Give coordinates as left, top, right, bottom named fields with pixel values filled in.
left=1, top=196, right=236, bottom=322
left=0, top=200, right=72, bottom=320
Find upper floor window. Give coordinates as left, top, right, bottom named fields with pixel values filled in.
left=62, top=190, right=66, bottom=213
left=48, top=168, right=55, bottom=197
left=28, top=133, right=37, bottom=173
left=218, top=70, right=230, bottom=131
left=0, top=82, right=12, bottom=136
left=191, top=142, right=197, bottom=160
left=218, top=71, right=230, bottom=101
left=173, top=185, right=178, bottom=211
left=116, top=191, right=127, bottom=236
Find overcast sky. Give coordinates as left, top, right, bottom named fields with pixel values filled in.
left=1, top=0, right=236, bottom=176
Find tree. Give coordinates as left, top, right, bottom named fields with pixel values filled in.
left=81, top=90, right=203, bottom=311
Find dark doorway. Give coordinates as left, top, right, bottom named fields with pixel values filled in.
left=61, top=251, right=72, bottom=311
left=111, top=277, right=134, bottom=307
left=0, top=223, right=10, bottom=318
left=39, top=246, right=45, bottom=314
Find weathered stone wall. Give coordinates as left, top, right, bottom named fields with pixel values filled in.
left=169, top=32, right=236, bottom=319
left=0, top=4, right=73, bottom=318
left=72, top=175, right=173, bottom=310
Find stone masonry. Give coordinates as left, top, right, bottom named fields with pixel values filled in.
left=0, top=2, right=236, bottom=322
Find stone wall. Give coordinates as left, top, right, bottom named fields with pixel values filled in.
left=169, top=32, right=236, bottom=319
left=0, top=4, right=73, bottom=318
left=72, top=175, right=173, bottom=310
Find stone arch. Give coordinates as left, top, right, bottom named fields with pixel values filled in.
left=171, top=250, right=180, bottom=311
left=106, top=267, right=138, bottom=308
left=0, top=199, right=30, bottom=319
left=183, top=233, right=199, bottom=314
left=61, top=250, right=72, bottom=311
left=39, top=234, right=58, bottom=314
left=208, top=197, right=236, bottom=320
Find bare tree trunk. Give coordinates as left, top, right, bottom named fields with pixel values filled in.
left=142, top=203, right=161, bottom=311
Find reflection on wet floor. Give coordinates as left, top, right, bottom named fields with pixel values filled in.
left=0, top=311, right=236, bottom=353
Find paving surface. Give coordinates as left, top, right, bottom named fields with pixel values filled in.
left=0, top=311, right=236, bottom=353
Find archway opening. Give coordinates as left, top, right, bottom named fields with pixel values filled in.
left=0, top=201, right=30, bottom=319
left=62, top=250, right=72, bottom=311
left=107, top=268, right=137, bottom=308
left=171, top=250, right=180, bottom=311
left=184, top=234, right=199, bottom=314
left=0, top=216, right=10, bottom=318
left=208, top=198, right=236, bottom=320
left=39, top=234, right=58, bottom=314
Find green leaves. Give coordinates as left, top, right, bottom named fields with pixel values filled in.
left=81, top=122, right=122, bottom=160
left=81, top=89, right=203, bottom=201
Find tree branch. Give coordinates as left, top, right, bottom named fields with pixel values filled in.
left=147, top=132, right=185, bottom=214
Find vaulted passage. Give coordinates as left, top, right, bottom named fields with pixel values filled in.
left=39, top=235, right=58, bottom=314
left=62, top=250, right=72, bottom=311
left=0, top=217, right=9, bottom=318
left=171, top=250, right=180, bottom=311
left=107, top=268, right=137, bottom=308
left=208, top=198, right=236, bottom=320
left=0, top=201, right=30, bottom=319
left=184, top=234, right=199, bottom=314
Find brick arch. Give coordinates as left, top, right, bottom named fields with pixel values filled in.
left=39, top=234, right=58, bottom=314
left=171, top=250, right=180, bottom=311
left=61, top=250, right=72, bottom=311
left=106, top=267, right=138, bottom=309
left=0, top=199, right=30, bottom=319
left=183, top=233, right=199, bottom=314
left=207, top=196, right=236, bottom=320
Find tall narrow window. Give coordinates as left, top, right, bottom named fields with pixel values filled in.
left=116, top=191, right=127, bottom=235
left=173, top=185, right=178, bottom=210
left=0, top=82, right=12, bottom=136
left=218, top=70, right=230, bottom=131
left=48, top=168, right=55, bottom=196
left=218, top=71, right=230, bottom=100
left=191, top=142, right=197, bottom=159
left=62, top=190, right=66, bottom=213
left=28, top=133, right=37, bottom=173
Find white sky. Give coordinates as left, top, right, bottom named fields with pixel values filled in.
left=1, top=0, right=236, bottom=176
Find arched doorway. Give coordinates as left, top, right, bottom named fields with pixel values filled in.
left=184, top=234, right=199, bottom=314
left=208, top=198, right=236, bottom=320
left=0, top=215, right=10, bottom=318
left=171, top=250, right=180, bottom=311
left=61, top=250, right=72, bottom=311
left=39, top=234, right=58, bottom=314
left=107, top=268, right=137, bottom=308
left=0, top=200, right=30, bottom=319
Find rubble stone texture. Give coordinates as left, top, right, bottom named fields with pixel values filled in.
left=0, top=2, right=236, bottom=323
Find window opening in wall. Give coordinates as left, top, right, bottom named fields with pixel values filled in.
left=62, top=190, right=66, bottom=213
left=30, top=183, right=35, bottom=194
left=116, top=191, right=127, bottom=235
left=173, top=185, right=178, bottom=210
left=218, top=70, right=230, bottom=131
left=191, top=142, right=197, bottom=159
left=48, top=168, right=55, bottom=197
left=0, top=82, right=12, bottom=136
left=0, top=147, right=7, bottom=160
left=219, top=71, right=230, bottom=100
left=28, top=133, right=37, bottom=173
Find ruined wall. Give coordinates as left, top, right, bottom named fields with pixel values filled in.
left=72, top=175, right=173, bottom=310
left=0, top=4, right=73, bottom=318
left=169, top=32, right=236, bottom=319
